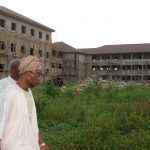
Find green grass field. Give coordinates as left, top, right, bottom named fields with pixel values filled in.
left=33, top=82, right=150, bottom=150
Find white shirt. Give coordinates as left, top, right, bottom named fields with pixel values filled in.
left=0, top=84, right=40, bottom=150
left=0, top=76, right=16, bottom=94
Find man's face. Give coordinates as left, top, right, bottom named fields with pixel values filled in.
left=26, top=70, right=42, bottom=88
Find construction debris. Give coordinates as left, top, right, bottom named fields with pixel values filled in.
left=76, top=75, right=150, bottom=91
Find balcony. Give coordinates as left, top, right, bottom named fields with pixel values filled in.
left=91, top=69, right=150, bottom=76
left=89, top=59, right=150, bottom=65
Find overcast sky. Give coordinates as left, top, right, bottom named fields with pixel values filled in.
left=1, top=0, right=150, bottom=48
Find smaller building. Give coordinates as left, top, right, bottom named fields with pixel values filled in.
left=52, top=42, right=87, bottom=81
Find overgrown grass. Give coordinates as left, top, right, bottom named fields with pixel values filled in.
left=33, top=82, right=150, bottom=150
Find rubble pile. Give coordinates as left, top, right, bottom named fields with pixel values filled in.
left=77, top=75, right=114, bottom=91
left=76, top=75, right=150, bottom=91
left=77, top=77, right=94, bottom=91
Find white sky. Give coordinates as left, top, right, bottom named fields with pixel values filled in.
left=1, top=0, right=150, bottom=48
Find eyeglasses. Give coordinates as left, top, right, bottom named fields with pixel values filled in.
left=30, top=71, right=44, bottom=77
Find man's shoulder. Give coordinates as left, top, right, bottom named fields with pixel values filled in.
left=0, top=84, right=21, bottom=101
left=0, top=77, right=9, bottom=90
left=0, top=77, right=8, bottom=83
left=4, top=84, right=15, bottom=91
left=0, top=76, right=11, bottom=85
left=0, top=84, right=17, bottom=101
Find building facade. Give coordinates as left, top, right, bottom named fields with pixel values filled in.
left=54, top=42, right=150, bottom=81
left=83, top=44, right=150, bottom=81
left=1, top=6, right=150, bottom=82
left=52, top=42, right=87, bottom=81
left=0, top=6, right=62, bottom=80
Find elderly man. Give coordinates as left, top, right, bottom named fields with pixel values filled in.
left=0, top=55, right=48, bottom=150
left=0, top=59, right=20, bottom=93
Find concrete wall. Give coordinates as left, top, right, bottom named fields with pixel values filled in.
left=61, top=53, right=77, bottom=81
left=78, top=53, right=86, bottom=80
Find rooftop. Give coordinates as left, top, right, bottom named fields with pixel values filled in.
left=0, top=6, right=55, bottom=32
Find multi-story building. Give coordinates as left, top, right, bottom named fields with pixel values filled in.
left=0, top=6, right=62, bottom=80
left=80, top=44, right=150, bottom=81
left=1, top=6, right=150, bottom=82
left=52, top=42, right=87, bottom=81
left=54, top=42, right=150, bottom=81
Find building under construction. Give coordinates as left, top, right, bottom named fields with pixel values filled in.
left=1, top=6, right=150, bottom=82
left=52, top=42, right=87, bottom=81
left=53, top=42, right=150, bottom=81
left=0, top=6, right=62, bottom=81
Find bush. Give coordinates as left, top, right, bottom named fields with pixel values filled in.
left=33, top=83, right=150, bottom=150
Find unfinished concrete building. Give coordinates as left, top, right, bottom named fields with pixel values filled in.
left=54, top=42, right=150, bottom=81
left=1, top=6, right=150, bottom=82
left=52, top=42, right=86, bottom=81
left=79, top=44, right=150, bottom=81
left=0, top=6, right=62, bottom=80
